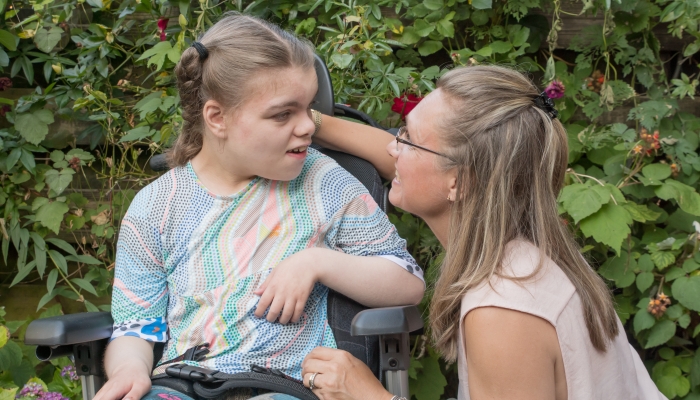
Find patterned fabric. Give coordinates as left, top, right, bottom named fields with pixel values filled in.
left=111, top=149, right=421, bottom=380
left=140, top=386, right=300, bottom=400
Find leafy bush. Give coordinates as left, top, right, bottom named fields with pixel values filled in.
left=0, top=0, right=699, bottom=399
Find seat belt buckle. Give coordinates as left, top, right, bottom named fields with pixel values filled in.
left=250, top=364, right=303, bottom=385
left=165, top=363, right=219, bottom=383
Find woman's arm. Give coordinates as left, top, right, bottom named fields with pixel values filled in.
left=314, top=115, right=396, bottom=181
left=93, top=337, right=154, bottom=400
left=464, top=307, right=561, bottom=400
left=254, top=248, right=424, bottom=324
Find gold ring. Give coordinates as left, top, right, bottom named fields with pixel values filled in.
left=309, top=372, right=319, bottom=390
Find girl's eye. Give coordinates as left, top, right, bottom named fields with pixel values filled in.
left=274, top=111, right=291, bottom=121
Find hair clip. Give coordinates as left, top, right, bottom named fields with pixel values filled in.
left=191, top=41, right=208, bottom=61
left=533, top=92, right=558, bottom=120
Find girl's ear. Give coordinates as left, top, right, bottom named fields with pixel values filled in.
left=202, top=100, right=227, bottom=140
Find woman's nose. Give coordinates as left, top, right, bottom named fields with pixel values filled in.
left=296, top=114, right=316, bottom=137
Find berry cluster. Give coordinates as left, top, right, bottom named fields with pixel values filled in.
left=647, top=293, right=671, bottom=318
left=633, top=128, right=661, bottom=156
left=585, top=70, right=605, bottom=93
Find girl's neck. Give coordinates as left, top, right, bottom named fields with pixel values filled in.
left=190, top=142, right=256, bottom=197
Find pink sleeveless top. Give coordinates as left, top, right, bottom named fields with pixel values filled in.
left=457, top=241, right=666, bottom=400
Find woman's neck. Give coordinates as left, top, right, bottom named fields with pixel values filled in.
left=422, top=210, right=450, bottom=248
left=190, top=142, right=256, bottom=196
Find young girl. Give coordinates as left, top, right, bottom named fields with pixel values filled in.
left=93, top=14, right=424, bottom=400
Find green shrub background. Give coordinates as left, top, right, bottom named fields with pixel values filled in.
left=0, top=0, right=700, bottom=398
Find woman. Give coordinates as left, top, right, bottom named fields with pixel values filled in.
left=300, top=66, right=665, bottom=400
left=93, top=14, right=424, bottom=400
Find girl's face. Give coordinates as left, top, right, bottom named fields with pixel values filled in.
left=214, top=66, right=319, bottom=182
left=386, top=89, right=455, bottom=220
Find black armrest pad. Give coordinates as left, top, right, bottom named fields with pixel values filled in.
left=24, top=312, right=114, bottom=346
left=351, top=306, right=423, bottom=336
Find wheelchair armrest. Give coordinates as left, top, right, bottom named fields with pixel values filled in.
left=24, top=312, right=113, bottom=346
left=350, top=305, right=423, bottom=336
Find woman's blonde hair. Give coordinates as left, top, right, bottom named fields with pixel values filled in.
left=429, top=65, right=619, bottom=361
left=169, top=14, right=315, bottom=166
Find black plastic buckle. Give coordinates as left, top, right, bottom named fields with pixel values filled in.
left=183, top=343, right=210, bottom=362
left=250, top=364, right=303, bottom=385
left=165, top=363, right=219, bottom=383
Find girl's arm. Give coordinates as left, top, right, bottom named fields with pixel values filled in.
left=93, top=337, right=154, bottom=400
left=314, top=115, right=396, bottom=181
left=254, top=247, right=424, bottom=323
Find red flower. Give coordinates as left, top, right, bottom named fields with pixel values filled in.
left=391, top=94, right=423, bottom=120
left=158, top=18, right=168, bottom=41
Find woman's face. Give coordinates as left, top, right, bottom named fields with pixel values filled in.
left=386, top=89, right=455, bottom=220
left=217, top=66, right=318, bottom=182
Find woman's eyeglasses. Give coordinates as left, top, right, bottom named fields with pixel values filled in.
left=395, top=126, right=454, bottom=161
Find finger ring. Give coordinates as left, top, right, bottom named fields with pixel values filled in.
left=309, top=372, right=319, bottom=390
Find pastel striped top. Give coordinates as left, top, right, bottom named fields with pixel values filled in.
left=110, top=149, right=422, bottom=379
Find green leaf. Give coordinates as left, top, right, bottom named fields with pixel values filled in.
left=654, top=180, right=700, bottom=216
left=672, top=276, right=700, bottom=312
left=65, top=254, right=101, bottom=265
left=137, top=41, right=180, bottom=70
left=72, top=278, right=97, bottom=296
left=46, top=269, right=57, bottom=293
left=36, top=288, right=58, bottom=311
left=9, top=261, right=35, bottom=287
left=650, top=251, right=676, bottom=270
left=559, top=184, right=609, bottom=224
left=0, top=326, right=7, bottom=349
left=622, top=202, right=661, bottom=223
left=636, top=272, right=654, bottom=292
left=5, top=147, right=20, bottom=171
left=119, top=126, right=154, bottom=143
left=84, top=299, right=99, bottom=312
left=643, top=163, right=672, bottom=181
left=691, top=348, right=700, bottom=389
left=418, top=40, right=443, bottom=56
left=47, top=250, right=67, bottom=273
left=15, top=110, right=54, bottom=145
left=44, top=169, right=74, bottom=196
left=683, top=259, right=700, bottom=273
left=45, top=238, right=77, bottom=255
left=409, top=353, right=447, bottom=400
left=33, top=26, right=63, bottom=53
left=331, top=53, right=353, bottom=69
left=598, top=253, right=636, bottom=288
left=489, top=40, right=512, bottom=54
left=645, top=319, right=676, bottom=348
left=579, top=204, right=632, bottom=254
left=471, top=0, right=492, bottom=9
left=634, top=309, right=655, bottom=334
left=0, top=340, right=21, bottom=370
left=436, top=19, right=454, bottom=38
left=423, top=0, right=444, bottom=11
left=678, top=314, right=691, bottom=328
left=0, top=29, right=18, bottom=51
left=35, top=201, right=68, bottom=234
left=0, top=387, right=17, bottom=400
left=413, top=20, right=435, bottom=37
left=665, top=267, right=685, bottom=282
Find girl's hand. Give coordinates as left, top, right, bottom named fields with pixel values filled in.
left=93, top=363, right=152, bottom=400
left=301, top=347, right=392, bottom=400
left=253, top=248, right=320, bottom=324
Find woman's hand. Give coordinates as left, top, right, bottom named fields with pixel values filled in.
left=301, top=347, right=393, bottom=400
left=254, top=248, right=320, bottom=324
left=96, top=336, right=155, bottom=400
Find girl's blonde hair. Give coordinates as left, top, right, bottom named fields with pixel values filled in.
left=169, top=14, right=315, bottom=166
left=429, top=65, right=619, bottom=361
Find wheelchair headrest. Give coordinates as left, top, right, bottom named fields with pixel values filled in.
left=313, top=54, right=334, bottom=116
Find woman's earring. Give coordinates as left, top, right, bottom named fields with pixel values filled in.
left=447, top=195, right=452, bottom=202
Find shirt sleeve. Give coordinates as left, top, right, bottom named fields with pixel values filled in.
left=110, top=189, right=169, bottom=342
left=321, top=170, right=424, bottom=283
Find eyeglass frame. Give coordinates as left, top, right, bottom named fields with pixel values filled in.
left=395, top=126, right=454, bottom=161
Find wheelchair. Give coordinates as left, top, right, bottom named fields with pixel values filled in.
left=24, top=55, right=423, bottom=400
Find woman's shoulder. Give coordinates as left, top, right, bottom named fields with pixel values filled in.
left=461, top=240, right=577, bottom=327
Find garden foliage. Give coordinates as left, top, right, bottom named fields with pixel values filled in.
left=0, top=0, right=698, bottom=398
